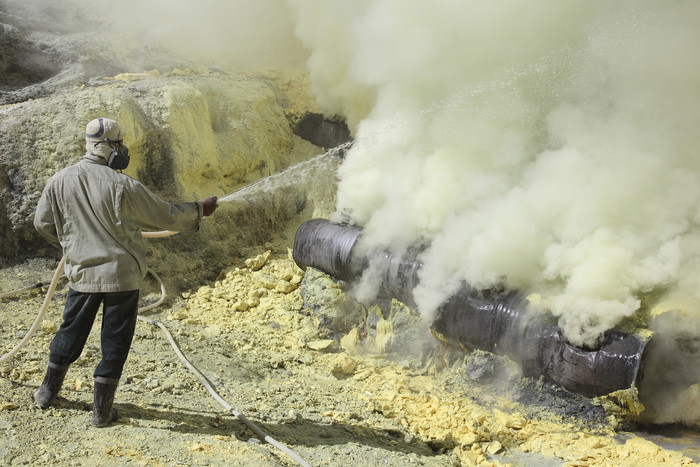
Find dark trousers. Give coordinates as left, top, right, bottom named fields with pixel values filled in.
left=49, top=288, right=139, bottom=380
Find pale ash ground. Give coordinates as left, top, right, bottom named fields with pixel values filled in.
left=1, top=252, right=698, bottom=466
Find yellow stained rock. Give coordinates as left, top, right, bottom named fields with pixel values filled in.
left=340, top=328, right=359, bottom=351
left=330, top=353, right=357, bottom=376
left=375, top=318, right=393, bottom=353
left=188, top=442, right=211, bottom=452
left=253, top=272, right=277, bottom=290
left=485, top=440, right=503, bottom=455
left=0, top=402, right=18, bottom=411
left=275, top=280, right=296, bottom=293
left=454, top=445, right=481, bottom=465
left=353, top=369, right=373, bottom=381
left=168, top=311, right=188, bottom=321
left=41, top=321, right=58, bottom=333
left=232, top=301, right=248, bottom=312
left=598, top=386, right=646, bottom=422
left=307, top=339, right=335, bottom=351
left=245, top=250, right=271, bottom=271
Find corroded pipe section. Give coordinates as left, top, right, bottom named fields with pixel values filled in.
left=520, top=324, right=647, bottom=397
left=430, top=287, right=647, bottom=397
left=293, top=218, right=648, bottom=397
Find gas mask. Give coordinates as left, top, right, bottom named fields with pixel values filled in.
left=106, top=140, right=130, bottom=170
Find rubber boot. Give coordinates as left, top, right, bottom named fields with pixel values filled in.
left=92, top=376, right=119, bottom=427
left=34, top=362, right=69, bottom=409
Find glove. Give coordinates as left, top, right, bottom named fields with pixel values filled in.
left=201, top=196, right=218, bottom=216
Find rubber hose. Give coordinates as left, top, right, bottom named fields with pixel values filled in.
left=137, top=315, right=311, bottom=467
left=0, top=256, right=65, bottom=364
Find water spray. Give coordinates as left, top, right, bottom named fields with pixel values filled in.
left=217, top=142, right=350, bottom=203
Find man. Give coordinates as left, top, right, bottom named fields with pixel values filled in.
left=33, top=117, right=218, bottom=426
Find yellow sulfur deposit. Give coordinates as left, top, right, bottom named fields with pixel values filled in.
left=175, top=250, right=698, bottom=466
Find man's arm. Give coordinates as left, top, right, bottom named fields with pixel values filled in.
left=121, top=179, right=217, bottom=233
left=33, top=186, right=61, bottom=248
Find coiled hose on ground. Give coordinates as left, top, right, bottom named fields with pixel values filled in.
left=0, top=230, right=311, bottom=467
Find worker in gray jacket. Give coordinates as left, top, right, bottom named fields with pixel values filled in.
left=33, top=117, right=218, bottom=426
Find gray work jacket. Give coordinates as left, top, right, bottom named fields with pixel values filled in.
left=34, top=154, right=203, bottom=292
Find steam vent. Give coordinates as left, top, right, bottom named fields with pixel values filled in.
left=1, top=1, right=699, bottom=466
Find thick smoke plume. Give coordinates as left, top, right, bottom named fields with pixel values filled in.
left=288, top=0, right=700, bottom=352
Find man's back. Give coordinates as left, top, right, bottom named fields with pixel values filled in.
left=35, top=154, right=202, bottom=293
left=35, top=154, right=148, bottom=292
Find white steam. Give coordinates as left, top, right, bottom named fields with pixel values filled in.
left=288, top=0, right=700, bottom=347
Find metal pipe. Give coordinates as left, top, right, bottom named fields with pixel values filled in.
left=293, top=218, right=648, bottom=397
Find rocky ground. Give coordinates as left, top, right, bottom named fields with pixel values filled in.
left=1, top=247, right=699, bottom=466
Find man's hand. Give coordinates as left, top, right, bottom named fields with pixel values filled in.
left=202, top=196, right=218, bottom=216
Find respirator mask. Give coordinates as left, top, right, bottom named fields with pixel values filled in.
left=105, top=139, right=130, bottom=170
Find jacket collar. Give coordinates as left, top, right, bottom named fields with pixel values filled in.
left=80, top=153, right=108, bottom=166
